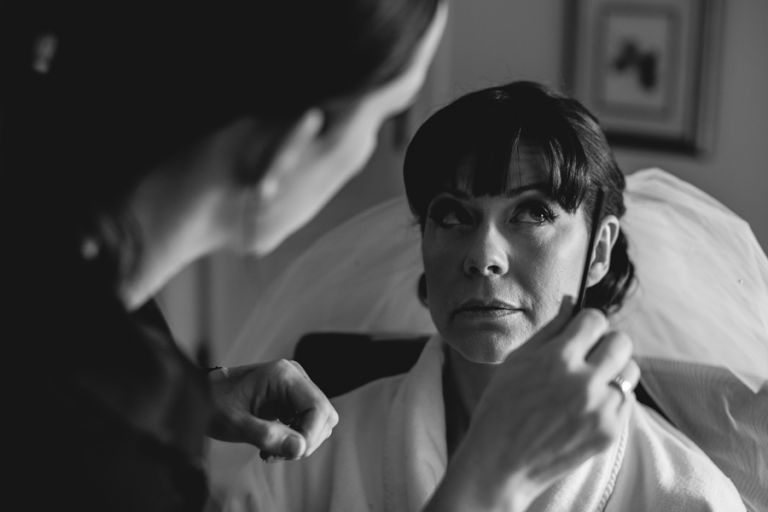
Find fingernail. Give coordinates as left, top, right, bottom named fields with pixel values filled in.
left=281, top=434, right=305, bottom=459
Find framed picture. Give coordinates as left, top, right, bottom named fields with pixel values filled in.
left=563, top=0, right=723, bottom=154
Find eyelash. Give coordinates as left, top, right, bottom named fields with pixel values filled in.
left=429, top=201, right=472, bottom=227
left=517, top=200, right=558, bottom=224
left=428, top=198, right=558, bottom=228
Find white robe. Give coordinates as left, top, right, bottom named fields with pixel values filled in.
left=221, top=337, right=746, bottom=512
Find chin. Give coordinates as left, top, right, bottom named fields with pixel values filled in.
left=446, top=332, right=523, bottom=365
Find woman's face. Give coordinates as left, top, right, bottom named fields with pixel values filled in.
left=242, top=3, right=448, bottom=256
left=421, top=147, right=591, bottom=364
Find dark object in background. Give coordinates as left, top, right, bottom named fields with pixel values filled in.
left=295, top=332, right=429, bottom=398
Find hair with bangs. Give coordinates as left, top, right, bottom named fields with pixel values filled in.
left=404, top=80, right=635, bottom=313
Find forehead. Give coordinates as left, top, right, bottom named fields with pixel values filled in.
left=442, top=143, right=551, bottom=198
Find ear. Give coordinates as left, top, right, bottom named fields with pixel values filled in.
left=586, top=215, right=620, bottom=286
left=254, top=109, right=325, bottom=200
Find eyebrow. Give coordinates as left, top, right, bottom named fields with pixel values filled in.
left=439, top=183, right=551, bottom=200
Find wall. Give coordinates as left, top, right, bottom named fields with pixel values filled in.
left=158, top=0, right=768, bottom=360
left=441, top=0, right=767, bottom=251
left=614, top=0, right=768, bottom=249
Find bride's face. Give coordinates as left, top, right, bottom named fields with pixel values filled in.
left=421, top=147, right=591, bottom=364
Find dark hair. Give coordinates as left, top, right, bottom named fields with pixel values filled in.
left=5, top=0, right=441, bottom=291
left=404, top=81, right=635, bottom=313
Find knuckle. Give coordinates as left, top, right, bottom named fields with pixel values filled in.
left=553, top=350, right=571, bottom=371
left=582, top=308, right=608, bottom=329
left=555, top=345, right=580, bottom=372
left=584, top=369, right=605, bottom=395
left=612, top=331, right=633, bottom=352
left=565, top=379, right=592, bottom=418
left=256, top=425, right=283, bottom=447
left=600, top=335, right=630, bottom=366
left=329, top=408, right=340, bottom=427
left=273, top=358, right=296, bottom=377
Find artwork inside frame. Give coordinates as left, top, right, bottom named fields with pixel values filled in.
left=563, top=0, right=723, bottom=155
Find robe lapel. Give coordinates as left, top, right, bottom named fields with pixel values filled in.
left=382, top=335, right=628, bottom=512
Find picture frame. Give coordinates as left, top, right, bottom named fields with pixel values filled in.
left=563, top=0, right=723, bottom=154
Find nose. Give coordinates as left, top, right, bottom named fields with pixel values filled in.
left=463, top=224, right=510, bottom=277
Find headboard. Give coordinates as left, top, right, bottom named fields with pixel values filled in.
left=294, top=332, right=429, bottom=398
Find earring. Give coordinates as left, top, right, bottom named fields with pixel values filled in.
left=259, top=177, right=280, bottom=201
left=32, top=33, right=58, bottom=75
left=80, top=236, right=100, bottom=261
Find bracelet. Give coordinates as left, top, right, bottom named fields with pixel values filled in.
left=207, top=366, right=230, bottom=378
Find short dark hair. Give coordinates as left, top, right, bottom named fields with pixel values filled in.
left=404, top=81, right=635, bottom=313
left=4, top=0, right=441, bottom=288
left=8, top=0, right=441, bottom=188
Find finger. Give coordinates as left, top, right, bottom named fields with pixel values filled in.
left=310, top=402, right=339, bottom=457
left=303, top=414, right=337, bottom=458
left=238, top=415, right=307, bottom=461
left=604, top=358, right=641, bottom=409
left=281, top=364, right=338, bottom=456
left=619, top=358, right=641, bottom=390
left=556, top=308, right=610, bottom=362
left=292, top=404, right=339, bottom=457
left=614, top=388, right=635, bottom=429
left=289, top=359, right=310, bottom=379
left=282, top=360, right=329, bottom=413
left=586, top=330, right=633, bottom=379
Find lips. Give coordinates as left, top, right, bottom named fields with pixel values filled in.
left=451, top=298, right=521, bottom=319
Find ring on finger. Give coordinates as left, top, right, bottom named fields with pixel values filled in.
left=609, top=374, right=634, bottom=403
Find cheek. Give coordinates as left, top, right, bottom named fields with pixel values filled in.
left=347, top=132, right=376, bottom=175
left=519, top=230, right=586, bottom=310
left=332, top=111, right=381, bottom=178
left=421, top=236, right=460, bottom=311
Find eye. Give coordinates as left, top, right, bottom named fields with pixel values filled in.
left=428, top=198, right=473, bottom=228
left=513, top=199, right=558, bottom=225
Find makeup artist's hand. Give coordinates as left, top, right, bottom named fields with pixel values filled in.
left=207, top=360, right=339, bottom=461
left=425, top=300, right=639, bottom=512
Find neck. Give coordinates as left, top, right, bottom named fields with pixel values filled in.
left=119, top=151, right=230, bottom=311
left=443, top=345, right=498, bottom=458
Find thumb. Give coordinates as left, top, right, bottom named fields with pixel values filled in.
left=239, top=416, right=308, bottom=461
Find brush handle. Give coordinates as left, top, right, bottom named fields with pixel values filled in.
left=573, top=188, right=605, bottom=316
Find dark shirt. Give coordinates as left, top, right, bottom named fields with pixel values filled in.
left=9, top=283, right=212, bottom=512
